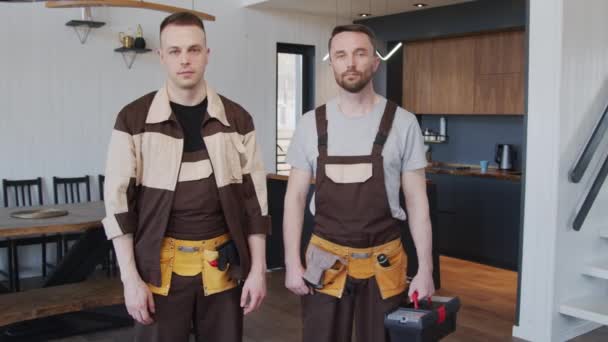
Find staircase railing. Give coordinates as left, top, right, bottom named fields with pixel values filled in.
left=570, top=103, right=608, bottom=231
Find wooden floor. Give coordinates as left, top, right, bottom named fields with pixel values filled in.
left=53, top=256, right=606, bottom=341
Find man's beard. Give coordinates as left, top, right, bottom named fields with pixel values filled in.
left=335, top=67, right=374, bottom=93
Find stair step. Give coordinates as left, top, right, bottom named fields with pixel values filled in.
left=600, top=228, right=608, bottom=239
left=582, top=260, right=608, bottom=280
left=560, top=296, right=608, bottom=325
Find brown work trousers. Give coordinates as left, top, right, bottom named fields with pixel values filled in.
left=302, top=276, right=405, bottom=342
left=134, top=273, right=243, bottom=342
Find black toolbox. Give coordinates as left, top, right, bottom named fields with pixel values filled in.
left=385, top=295, right=461, bottom=342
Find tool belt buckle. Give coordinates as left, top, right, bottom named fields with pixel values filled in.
left=350, top=252, right=371, bottom=259
left=177, top=246, right=200, bottom=253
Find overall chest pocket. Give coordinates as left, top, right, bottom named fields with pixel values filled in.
left=325, top=163, right=373, bottom=184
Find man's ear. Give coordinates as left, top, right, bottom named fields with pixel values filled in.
left=372, top=54, right=381, bottom=72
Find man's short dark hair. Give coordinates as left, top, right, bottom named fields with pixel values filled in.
left=328, top=24, right=377, bottom=53
left=160, top=12, right=206, bottom=36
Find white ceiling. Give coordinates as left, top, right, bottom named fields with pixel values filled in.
left=244, top=0, right=475, bottom=21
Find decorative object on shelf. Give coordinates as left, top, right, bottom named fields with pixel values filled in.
left=115, top=25, right=151, bottom=69
left=134, top=24, right=146, bottom=49
left=65, top=8, right=105, bottom=44
left=11, top=209, right=69, bottom=219
left=118, top=31, right=135, bottom=48
left=45, top=0, right=216, bottom=21
left=114, top=47, right=152, bottom=69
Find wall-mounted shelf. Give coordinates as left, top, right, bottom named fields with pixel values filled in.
left=424, top=134, right=448, bottom=144
left=66, top=20, right=105, bottom=44
left=114, top=47, right=152, bottom=69
left=66, top=20, right=105, bottom=28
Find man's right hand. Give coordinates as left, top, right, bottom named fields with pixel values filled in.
left=123, top=277, right=156, bottom=325
left=285, top=262, right=313, bottom=296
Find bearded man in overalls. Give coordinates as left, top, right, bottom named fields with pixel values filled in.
left=284, top=24, right=435, bottom=342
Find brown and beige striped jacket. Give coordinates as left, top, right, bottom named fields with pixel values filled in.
left=102, top=84, right=270, bottom=287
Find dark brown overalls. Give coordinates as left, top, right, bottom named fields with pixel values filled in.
left=302, top=101, right=408, bottom=342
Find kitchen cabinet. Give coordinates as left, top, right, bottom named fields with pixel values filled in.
left=430, top=36, right=476, bottom=114
left=473, top=30, right=525, bottom=114
left=474, top=73, right=524, bottom=114
left=427, top=173, right=521, bottom=270
left=403, top=30, right=525, bottom=115
left=403, top=41, right=433, bottom=114
left=476, top=30, right=524, bottom=75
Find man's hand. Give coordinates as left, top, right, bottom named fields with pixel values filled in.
left=285, top=262, right=312, bottom=296
left=123, top=277, right=155, bottom=325
left=241, top=269, right=266, bottom=315
left=408, top=270, right=435, bottom=301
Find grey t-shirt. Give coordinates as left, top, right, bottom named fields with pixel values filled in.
left=286, top=97, right=427, bottom=221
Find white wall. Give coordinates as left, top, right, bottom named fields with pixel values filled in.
left=514, top=0, right=608, bottom=340
left=0, top=1, right=346, bottom=276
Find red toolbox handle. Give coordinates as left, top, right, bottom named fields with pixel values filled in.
left=412, top=291, right=446, bottom=324
left=411, top=291, right=432, bottom=310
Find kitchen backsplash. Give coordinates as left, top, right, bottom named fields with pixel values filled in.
left=420, top=115, right=524, bottom=170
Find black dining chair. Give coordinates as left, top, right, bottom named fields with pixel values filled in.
left=98, top=174, right=105, bottom=201
left=3, top=178, right=43, bottom=208
left=53, top=176, right=91, bottom=256
left=53, top=176, right=91, bottom=205
left=2, top=177, right=57, bottom=291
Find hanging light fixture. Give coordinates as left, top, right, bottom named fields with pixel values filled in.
left=323, top=0, right=402, bottom=62
left=376, top=42, right=402, bottom=61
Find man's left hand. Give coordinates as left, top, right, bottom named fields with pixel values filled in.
left=241, top=270, right=267, bottom=315
left=408, top=270, right=435, bottom=301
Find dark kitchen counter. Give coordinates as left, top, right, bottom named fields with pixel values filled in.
left=426, top=162, right=522, bottom=181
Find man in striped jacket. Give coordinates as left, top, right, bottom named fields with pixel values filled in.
left=102, top=12, right=270, bottom=342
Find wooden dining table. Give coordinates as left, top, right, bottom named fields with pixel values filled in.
left=0, top=201, right=105, bottom=239
left=0, top=201, right=107, bottom=292
left=0, top=201, right=132, bottom=339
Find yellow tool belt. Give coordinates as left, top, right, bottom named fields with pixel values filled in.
left=307, top=234, right=407, bottom=300
left=148, top=233, right=237, bottom=296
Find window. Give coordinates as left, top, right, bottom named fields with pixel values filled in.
left=276, top=43, right=315, bottom=175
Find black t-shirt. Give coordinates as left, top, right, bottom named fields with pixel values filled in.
left=170, top=99, right=208, bottom=152
left=167, top=98, right=227, bottom=240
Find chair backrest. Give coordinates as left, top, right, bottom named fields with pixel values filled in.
left=98, top=174, right=105, bottom=201
left=53, top=176, right=91, bottom=204
left=2, top=177, right=44, bottom=208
